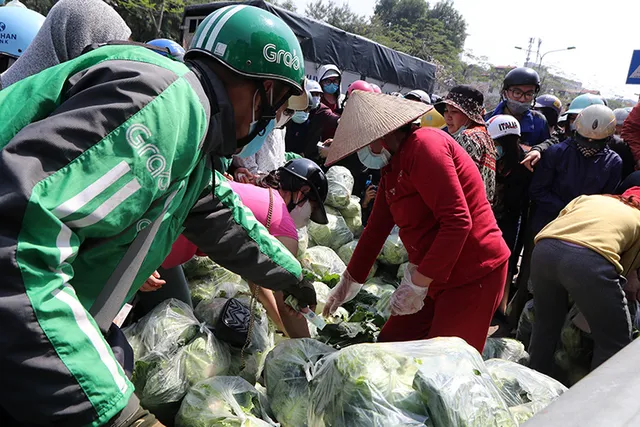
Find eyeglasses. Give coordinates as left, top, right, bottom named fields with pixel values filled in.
left=322, top=77, right=340, bottom=85
left=508, top=88, right=536, bottom=101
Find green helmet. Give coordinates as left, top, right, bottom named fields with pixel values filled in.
left=186, top=5, right=304, bottom=94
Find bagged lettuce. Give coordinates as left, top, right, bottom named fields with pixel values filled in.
left=339, top=195, right=362, bottom=219
left=325, top=166, right=355, bottom=209
left=308, top=210, right=354, bottom=250
left=175, top=376, right=274, bottom=427
left=482, top=338, right=530, bottom=365
left=377, top=234, right=409, bottom=265
left=297, top=227, right=309, bottom=258
left=264, top=339, right=336, bottom=427
left=344, top=214, right=363, bottom=237
left=337, top=240, right=377, bottom=279
left=300, top=246, right=346, bottom=278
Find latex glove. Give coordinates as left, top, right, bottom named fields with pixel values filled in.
left=323, top=270, right=362, bottom=316
left=391, top=264, right=429, bottom=316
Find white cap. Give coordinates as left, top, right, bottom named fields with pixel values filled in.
left=406, top=89, right=431, bottom=105
left=487, top=114, right=521, bottom=139
left=613, top=107, right=631, bottom=126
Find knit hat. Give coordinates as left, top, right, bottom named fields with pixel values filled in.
left=325, top=91, right=431, bottom=166
left=435, top=85, right=485, bottom=126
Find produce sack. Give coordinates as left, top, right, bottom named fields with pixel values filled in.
left=325, top=166, right=354, bottom=209
left=308, top=210, right=353, bottom=250
left=377, top=234, right=409, bottom=265
left=412, top=338, right=517, bottom=427
left=483, top=338, right=530, bottom=365
left=485, top=358, right=567, bottom=417
left=337, top=240, right=377, bottom=279
left=344, top=214, right=363, bottom=237
left=185, top=259, right=249, bottom=306
left=264, top=339, right=337, bottom=427
left=339, top=195, right=362, bottom=219
left=300, top=246, right=346, bottom=278
left=297, top=227, right=309, bottom=258
left=175, top=376, right=274, bottom=427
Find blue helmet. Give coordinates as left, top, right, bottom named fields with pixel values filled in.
left=534, top=94, right=562, bottom=115
left=0, top=6, right=45, bottom=58
left=147, top=38, right=185, bottom=61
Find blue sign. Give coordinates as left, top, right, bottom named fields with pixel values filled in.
left=627, top=50, right=640, bottom=85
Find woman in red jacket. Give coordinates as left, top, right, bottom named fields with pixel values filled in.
left=322, top=91, right=510, bottom=352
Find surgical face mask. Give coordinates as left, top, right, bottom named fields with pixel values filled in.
left=290, top=200, right=313, bottom=228
left=311, top=95, right=322, bottom=109
left=451, top=125, right=468, bottom=138
left=496, top=145, right=504, bottom=160
left=237, top=119, right=275, bottom=158
left=238, top=87, right=275, bottom=147
left=323, top=83, right=339, bottom=94
left=291, top=111, right=309, bottom=124
left=506, top=98, right=532, bottom=115
left=357, top=145, right=392, bottom=169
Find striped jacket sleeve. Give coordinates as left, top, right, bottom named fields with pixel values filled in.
left=0, top=58, right=201, bottom=426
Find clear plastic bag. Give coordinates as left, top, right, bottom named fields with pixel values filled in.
left=132, top=350, right=189, bottom=409
left=339, top=195, right=362, bottom=219
left=325, top=166, right=355, bottom=209
left=182, top=256, right=217, bottom=279
left=300, top=246, right=346, bottom=278
left=362, top=280, right=396, bottom=320
left=308, top=210, right=354, bottom=250
left=181, top=330, right=232, bottom=387
left=175, top=376, right=275, bottom=427
left=186, top=261, right=250, bottom=306
left=411, top=338, right=517, bottom=427
left=344, top=214, right=363, bottom=237
left=482, top=338, right=530, bottom=365
left=124, top=299, right=200, bottom=359
left=264, top=339, right=337, bottom=427
left=337, top=240, right=377, bottom=279
left=377, top=234, right=409, bottom=265
left=485, top=358, right=567, bottom=412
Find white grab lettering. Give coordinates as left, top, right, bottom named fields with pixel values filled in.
left=263, top=43, right=301, bottom=71
left=126, top=124, right=171, bottom=191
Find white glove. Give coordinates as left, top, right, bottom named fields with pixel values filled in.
left=391, top=263, right=429, bottom=316
left=323, top=270, right=362, bottom=316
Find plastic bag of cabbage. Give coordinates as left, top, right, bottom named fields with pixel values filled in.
left=300, top=246, right=346, bottom=279
left=124, top=300, right=231, bottom=415
left=325, top=166, right=355, bottom=209
left=308, top=209, right=353, bottom=250
left=377, top=234, right=409, bottom=265
left=309, top=337, right=516, bottom=427
left=183, top=257, right=250, bottom=306
left=483, top=338, right=530, bottom=366
left=297, top=227, right=309, bottom=258
left=337, top=240, right=377, bottom=279
left=486, top=359, right=567, bottom=424
left=176, top=376, right=275, bottom=427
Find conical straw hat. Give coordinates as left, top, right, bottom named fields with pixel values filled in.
left=326, top=91, right=432, bottom=165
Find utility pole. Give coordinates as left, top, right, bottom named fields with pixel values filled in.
left=525, top=37, right=534, bottom=66
left=536, top=38, right=542, bottom=66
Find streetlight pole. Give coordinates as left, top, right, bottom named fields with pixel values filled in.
left=539, top=47, right=576, bottom=70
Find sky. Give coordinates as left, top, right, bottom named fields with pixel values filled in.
left=291, top=0, right=640, bottom=100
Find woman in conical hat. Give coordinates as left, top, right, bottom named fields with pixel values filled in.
left=322, top=90, right=510, bottom=352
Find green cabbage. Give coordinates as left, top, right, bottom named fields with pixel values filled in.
left=297, top=227, right=309, bottom=259
left=339, top=195, right=362, bottom=219
left=308, top=210, right=354, bottom=250
left=181, top=332, right=232, bottom=387
left=377, top=234, right=409, bottom=265
left=344, top=214, right=364, bottom=237
left=325, top=166, right=355, bottom=209
left=175, top=376, right=272, bottom=427
left=182, top=256, right=216, bottom=279
left=186, top=260, right=249, bottom=306
left=482, top=338, right=530, bottom=365
left=300, top=246, right=346, bottom=278
left=264, top=339, right=336, bottom=427
left=337, top=240, right=377, bottom=279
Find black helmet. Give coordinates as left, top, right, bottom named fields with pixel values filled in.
left=503, top=67, right=541, bottom=92
left=278, top=158, right=328, bottom=224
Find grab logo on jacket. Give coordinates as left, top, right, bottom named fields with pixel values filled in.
left=126, top=124, right=171, bottom=191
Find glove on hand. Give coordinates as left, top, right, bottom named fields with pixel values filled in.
left=391, top=263, right=428, bottom=316
left=323, top=270, right=362, bottom=316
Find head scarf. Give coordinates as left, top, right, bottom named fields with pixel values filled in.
left=1, top=0, right=131, bottom=89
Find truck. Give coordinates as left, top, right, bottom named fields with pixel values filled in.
left=180, top=0, right=437, bottom=94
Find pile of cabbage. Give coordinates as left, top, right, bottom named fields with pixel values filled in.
left=263, top=337, right=566, bottom=427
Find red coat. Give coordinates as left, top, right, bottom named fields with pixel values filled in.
left=348, top=128, right=510, bottom=287
left=622, top=102, right=640, bottom=166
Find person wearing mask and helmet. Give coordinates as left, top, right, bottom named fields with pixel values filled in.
left=287, top=79, right=322, bottom=156
left=486, top=115, right=532, bottom=319
left=314, top=64, right=342, bottom=139
left=1, top=0, right=131, bottom=89
left=147, top=38, right=186, bottom=61
left=436, top=85, right=497, bottom=204
left=608, top=107, right=635, bottom=180
left=322, top=91, right=510, bottom=353
left=155, top=159, right=329, bottom=339
left=0, top=4, right=45, bottom=77
left=530, top=105, right=622, bottom=236
left=405, top=89, right=431, bottom=105
left=0, top=5, right=316, bottom=427
left=534, top=94, right=562, bottom=133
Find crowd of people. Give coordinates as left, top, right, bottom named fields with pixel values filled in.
left=1, top=0, right=640, bottom=425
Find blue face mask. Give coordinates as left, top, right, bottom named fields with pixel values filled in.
left=323, top=83, right=339, bottom=94
left=496, top=145, right=504, bottom=160
left=237, top=119, right=276, bottom=158
left=291, top=111, right=309, bottom=124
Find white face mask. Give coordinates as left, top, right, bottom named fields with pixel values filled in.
left=357, top=145, right=392, bottom=169
left=290, top=200, right=313, bottom=228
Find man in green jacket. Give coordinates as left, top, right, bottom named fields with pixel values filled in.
left=0, top=5, right=314, bottom=427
